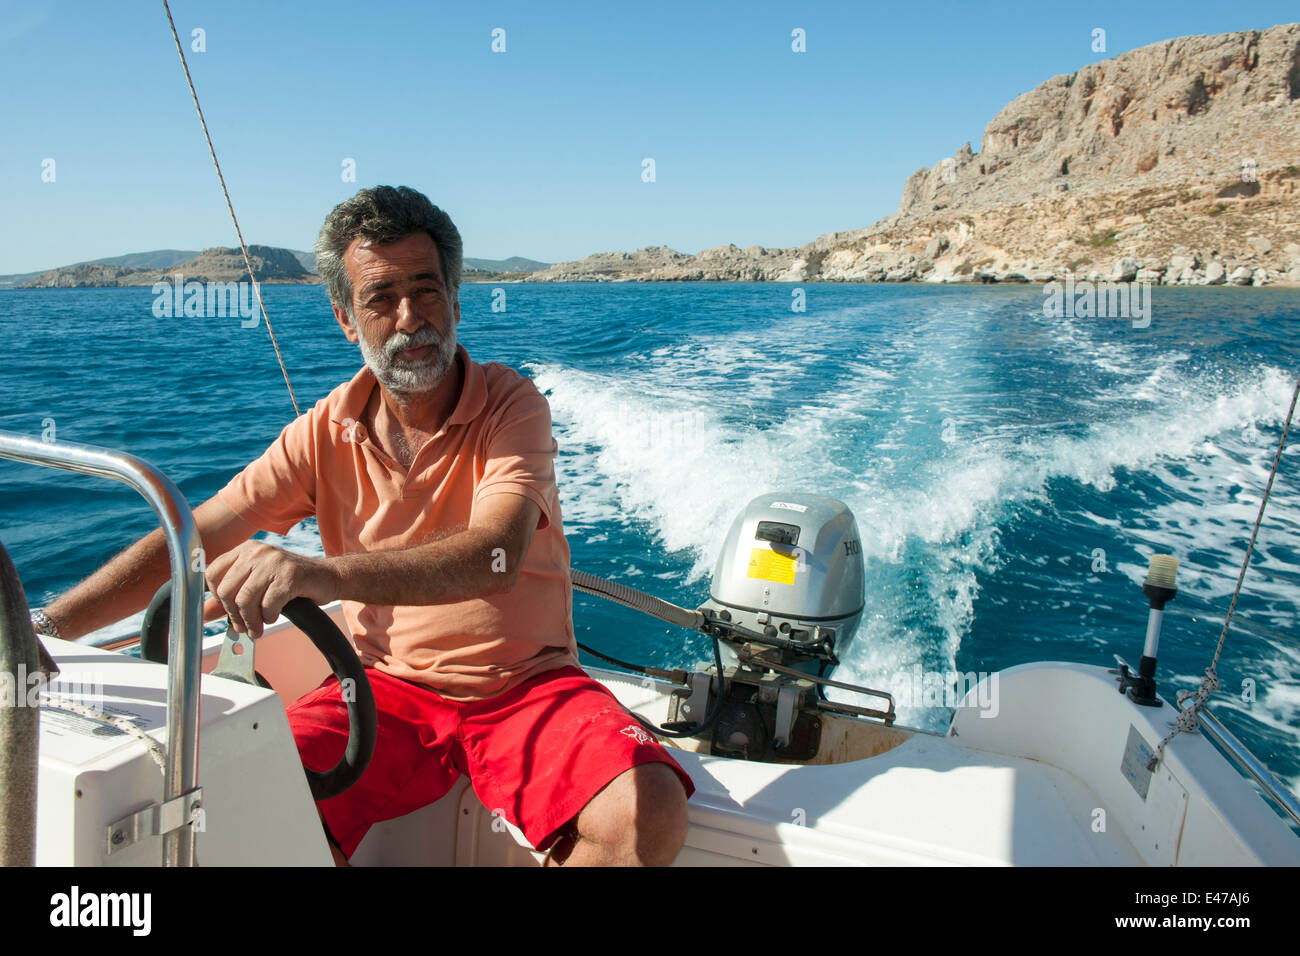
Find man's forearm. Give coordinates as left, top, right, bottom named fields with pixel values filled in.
left=325, top=527, right=519, bottom=607
left=42, top=528, right=173, bottom=641
left=204, top=495, right=539, bottom=638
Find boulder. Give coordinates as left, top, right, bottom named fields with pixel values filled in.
left=1111, top=257, right=1140, bottom=282
left=1228, top=266, right=1254, bottom=285
left=924, top=236, right=950, bottom=259
left=1251, top=268, right=1269, bottom=286
left=1205, top=261, right=1226, bottom=284
left=775, top=259, right=808, bottom=282
left=1249, top=237, right=1272, bottom=256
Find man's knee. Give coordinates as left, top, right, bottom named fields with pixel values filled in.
left=577, top=762, right=689, bottom=865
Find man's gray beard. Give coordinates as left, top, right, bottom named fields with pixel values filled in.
left=351, top=313, right=457, bottom=396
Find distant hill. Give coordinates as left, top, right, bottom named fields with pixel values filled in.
left=5, top=248, right=550, bottom=288
left=82, top=249, right=199, bottom=271
left=289, top=252, right=550, bottom=276
left=0, top=270, right=43, bottom=288
left=465, top=256, right=549, bottom=273
left=0, top=248, right=198, bottom=288
left=148, top=246, right=314, bottom=285
left=19, top=245, right=317, bottom=288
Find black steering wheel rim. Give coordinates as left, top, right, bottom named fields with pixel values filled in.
left=141, top=580, right=377, bottom=802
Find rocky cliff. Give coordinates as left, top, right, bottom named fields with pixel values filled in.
left=531, top=22, right=1300, bottom=287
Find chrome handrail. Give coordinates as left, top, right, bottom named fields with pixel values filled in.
left=0, top=431, right=204, bottom=866
left=1186, top=701, right=1300, bottom=828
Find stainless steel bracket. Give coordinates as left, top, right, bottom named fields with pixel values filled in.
left=107, top=787, right=203, bottom=855
left=212, top=623, right=257, bottom=685
left=678, top=670, right=715, bottom=724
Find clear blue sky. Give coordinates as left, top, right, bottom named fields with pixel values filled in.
left=2, top=0, right=1297, bottom=273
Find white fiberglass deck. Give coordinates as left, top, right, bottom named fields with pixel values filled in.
left=32, top=603, right=1300, bottom=867
left=599, top=670, right=1140, bottom=866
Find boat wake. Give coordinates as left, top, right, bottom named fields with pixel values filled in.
left=530, top=299, right=1300, bottom=753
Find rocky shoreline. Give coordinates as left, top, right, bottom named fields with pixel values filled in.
left=530, top=23, right=1300, bottom=288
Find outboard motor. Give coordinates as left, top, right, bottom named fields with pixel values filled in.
left=575, top=490, right=893, bottom=762
left=700, top=492, right=864, bottom=668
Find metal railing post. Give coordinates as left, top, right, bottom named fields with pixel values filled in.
left=0, top=431, right=204, bottom=866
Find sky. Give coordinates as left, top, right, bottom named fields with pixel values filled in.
left=1, top=0, right=1298, bottom=274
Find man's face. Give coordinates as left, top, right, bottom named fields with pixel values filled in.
left=333, top=231, right=461, bottom=396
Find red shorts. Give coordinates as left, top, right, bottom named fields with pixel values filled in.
left=286, top=664, right=695, bottom=858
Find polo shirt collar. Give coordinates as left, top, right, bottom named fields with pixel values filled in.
left=328, top=343, right=485, bottom=431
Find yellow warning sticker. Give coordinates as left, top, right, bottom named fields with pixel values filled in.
left=747, top=547, right=797, bottom=584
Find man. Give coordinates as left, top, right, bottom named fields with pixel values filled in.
left=33, top=185, right=693, bottom=866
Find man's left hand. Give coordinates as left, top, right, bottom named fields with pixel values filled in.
left=205, top=541, right=339, bottom=639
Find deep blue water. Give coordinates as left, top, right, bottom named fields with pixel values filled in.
left=2, top=282, right=1298, bottom=794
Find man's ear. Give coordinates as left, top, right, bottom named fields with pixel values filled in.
left=332, top=302, right=359, bottom=343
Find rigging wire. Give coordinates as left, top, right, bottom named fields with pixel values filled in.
left=1152, top=368, right=1300, bottom=768
left=162, top=0, right=301, bottom=418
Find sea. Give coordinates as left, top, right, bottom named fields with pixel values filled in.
left=2, top=281, right=1298, bottom=799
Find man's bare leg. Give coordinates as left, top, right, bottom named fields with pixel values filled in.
left=544, top=763, right=688, bottom=867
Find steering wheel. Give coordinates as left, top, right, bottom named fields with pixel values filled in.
left=141, top=580, right=378, bottom=802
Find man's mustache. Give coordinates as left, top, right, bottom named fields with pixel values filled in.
left=385, top=327, right=444, bottom=359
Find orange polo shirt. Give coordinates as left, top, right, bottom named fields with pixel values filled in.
left=216, top=343, right=578, bottom=700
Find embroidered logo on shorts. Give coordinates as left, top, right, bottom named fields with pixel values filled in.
left=620, top=723, right=657, bottom=745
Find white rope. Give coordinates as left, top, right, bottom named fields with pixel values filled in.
left=1149, top=368, right=1300, bottom=770
left=41, top=695, right=167, bottom=774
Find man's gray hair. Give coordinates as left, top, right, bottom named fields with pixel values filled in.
left=315, top=185, right=463, bottom=315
